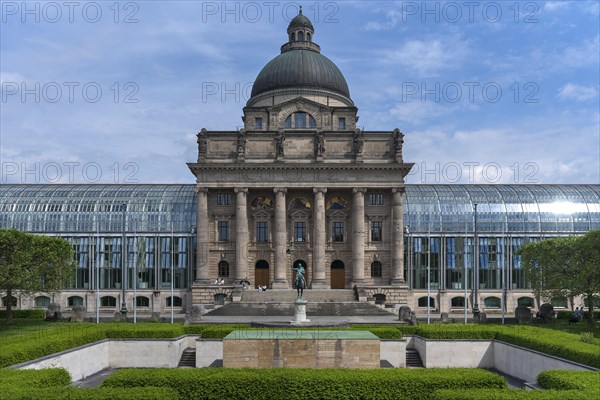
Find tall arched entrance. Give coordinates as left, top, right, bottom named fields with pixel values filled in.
left=255, top=260, right=269, bottom=288
left=330, top=260, right=345, bottom=289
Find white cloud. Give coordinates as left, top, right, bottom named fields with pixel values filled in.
left=363, top=10, right=402, bottom=31
left=544, top=2, right=570, bottom=12
left=381, top=35, right=470, bottom=77
left=557, top=83, right=599, bottom=101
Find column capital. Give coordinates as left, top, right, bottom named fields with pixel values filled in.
left=273, top=187, right=288, bottom=194
left=234, top=187, right=249, bottom=194
left=353, top=187, right=367, bottom=194
left=392, top=187, right=405, bottom=194
left=195, top=187, right=209, bottom=193
left=313, top=187, right=328, bottom=194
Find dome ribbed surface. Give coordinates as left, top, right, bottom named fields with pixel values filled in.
left=250, top=49, right=350, bottom=98
left=289, top=14, right=313, bottom=30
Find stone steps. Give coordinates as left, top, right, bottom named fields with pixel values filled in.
left=204, top=301, right=392, bottom=317
left=406, top=349, right=423, bottom=368
left=177, top=348, right=196, bottom=368
left=241, top=289, right=355, bottom=303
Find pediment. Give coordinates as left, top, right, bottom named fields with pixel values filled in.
left=290, top=210, right=310, bottom=218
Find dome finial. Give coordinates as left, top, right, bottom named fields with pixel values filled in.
left=299, top=6, right=302, bottom=15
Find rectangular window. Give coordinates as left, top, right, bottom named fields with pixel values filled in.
left=218, top=221, right=229, bottom=241
left=294, top=221, right=306, bottom=242
left=332, top=221, right=344, bottom=242
left=370, top=193, right=384, bottom=205
left=338, top=117, right=346, bottom=129
left=371, top=221, right=382, bottom=242
left=255, top=117, right=262, bottom=129
left=256, top=221, right=268, bottom=242
left=217, top=193, right=232, bottom=205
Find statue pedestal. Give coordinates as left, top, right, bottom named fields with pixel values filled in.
left=291, top=298, right=310, bottom=325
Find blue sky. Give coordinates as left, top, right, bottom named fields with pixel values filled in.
left=1, top=1, right=599, bottom=184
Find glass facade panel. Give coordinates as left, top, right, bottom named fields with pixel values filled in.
left=0, top=184, right=597, bottom=296
left=411, top=237, right=441, bottom=289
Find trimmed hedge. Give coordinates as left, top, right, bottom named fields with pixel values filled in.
left=0, top=309, right=45, bottom=319
left=397, top=324, right=600, bottom=368
left=103, top=368, right=506, bottom=400
left=537, top=370, right=600, bottom=393
left=432, top=389, right=596, bottom=400
left=2, top=386, right=178, bottom=399
left=0, top=368, right=71, bottom=389
left=0, top=368, right=178, bottom=399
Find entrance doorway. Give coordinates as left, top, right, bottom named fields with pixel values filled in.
left=255, top=260, right=269, bottom=288
left=330, top=260, right=345, bottom=289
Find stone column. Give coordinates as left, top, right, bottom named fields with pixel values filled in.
left=312, top=187, right=328, bottom=288
left=352, top=188, right=367, bottom=285
left=195, top=187, right=210, bottom=283
left=272, top=188, right=288, bottom=288
left=391, top=188, right=405, bottom=284
left=235, top=188, right=249, bottom=281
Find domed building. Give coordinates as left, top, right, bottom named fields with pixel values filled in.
left=188, top=10, right=413, bottom=305
left=1, top=10, right=598, bottom=318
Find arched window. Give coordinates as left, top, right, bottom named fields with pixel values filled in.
left=135, top=296, right=149, bottom=307
left=298, top=31, right=304, bottom=41
left=2, top=296, right=17, bottom=307
left=551, top=297, right=567, bottom=308
left=517, top=297, right=534, bottom=307
left=374, top=294, right=386, bottom=305
left=35, top=296, right=50, bottom=307
left=484, top=297, right=501, bottom=308
left=218, top=261, right=229, bottom=277
left=100, top=296, right=117, bottom=307
left=214, top=293, right=226, bottom=305
left=167, top=296, right=182, bottom=307
left=294, top=112, right=307, bottom=128
left=307, top=32, right=311, bottom=41
left=451, top=297, right=465, bottom=308
left=418, top=296, right=435, bottom=308
left=290, top=32, right=295, bottom=41
left=284, top=113, right=317, bottom=129
left=370, top=261, right=382, bottom=277
left=67, top=296, right=83, bottom=307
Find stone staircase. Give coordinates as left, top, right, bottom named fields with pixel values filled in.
left=406, top=348, right=423, bottom=368
left=177, top=348, right=196, bottom=368
left=204, top=289, right=393, bottom=317
left=241, top=289, right=356, bottom=303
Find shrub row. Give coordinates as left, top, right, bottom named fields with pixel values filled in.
left=1, top=386, right=178, bottom=399
left=0, top=368, right=178, bottom=399
left=557, top=310, right=600, bottom=320
left=0, top=368, right=71, bottom=388
left=537, top=370, right=600, bottom=393
left=0, top=309, right=45, bottom=319
left=494, top=327, right=600, bottom=369
left=432, top=389, right=595, bottom=400
left=397, top=324, right=599, bottom=368
left=103, top=368, right=506, bottom=400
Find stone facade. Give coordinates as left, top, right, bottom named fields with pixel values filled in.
left=188, top=13, right=413, bottom=306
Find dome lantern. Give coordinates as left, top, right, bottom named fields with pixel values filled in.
left=287, top=6, right=314, bottom=43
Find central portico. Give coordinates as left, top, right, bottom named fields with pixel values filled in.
left=188, top=10, right=413, bottom=305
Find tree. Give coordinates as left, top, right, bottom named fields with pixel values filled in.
left=518, top=230, right=600, bottom=326
left=0, top=229, right=75, bottom=324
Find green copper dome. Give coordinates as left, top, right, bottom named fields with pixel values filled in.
left=250, top=9, right=351, bottom=100
left=250, top=50, right=350, bottom=98
left=288, top=8, right=313, bottom=30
